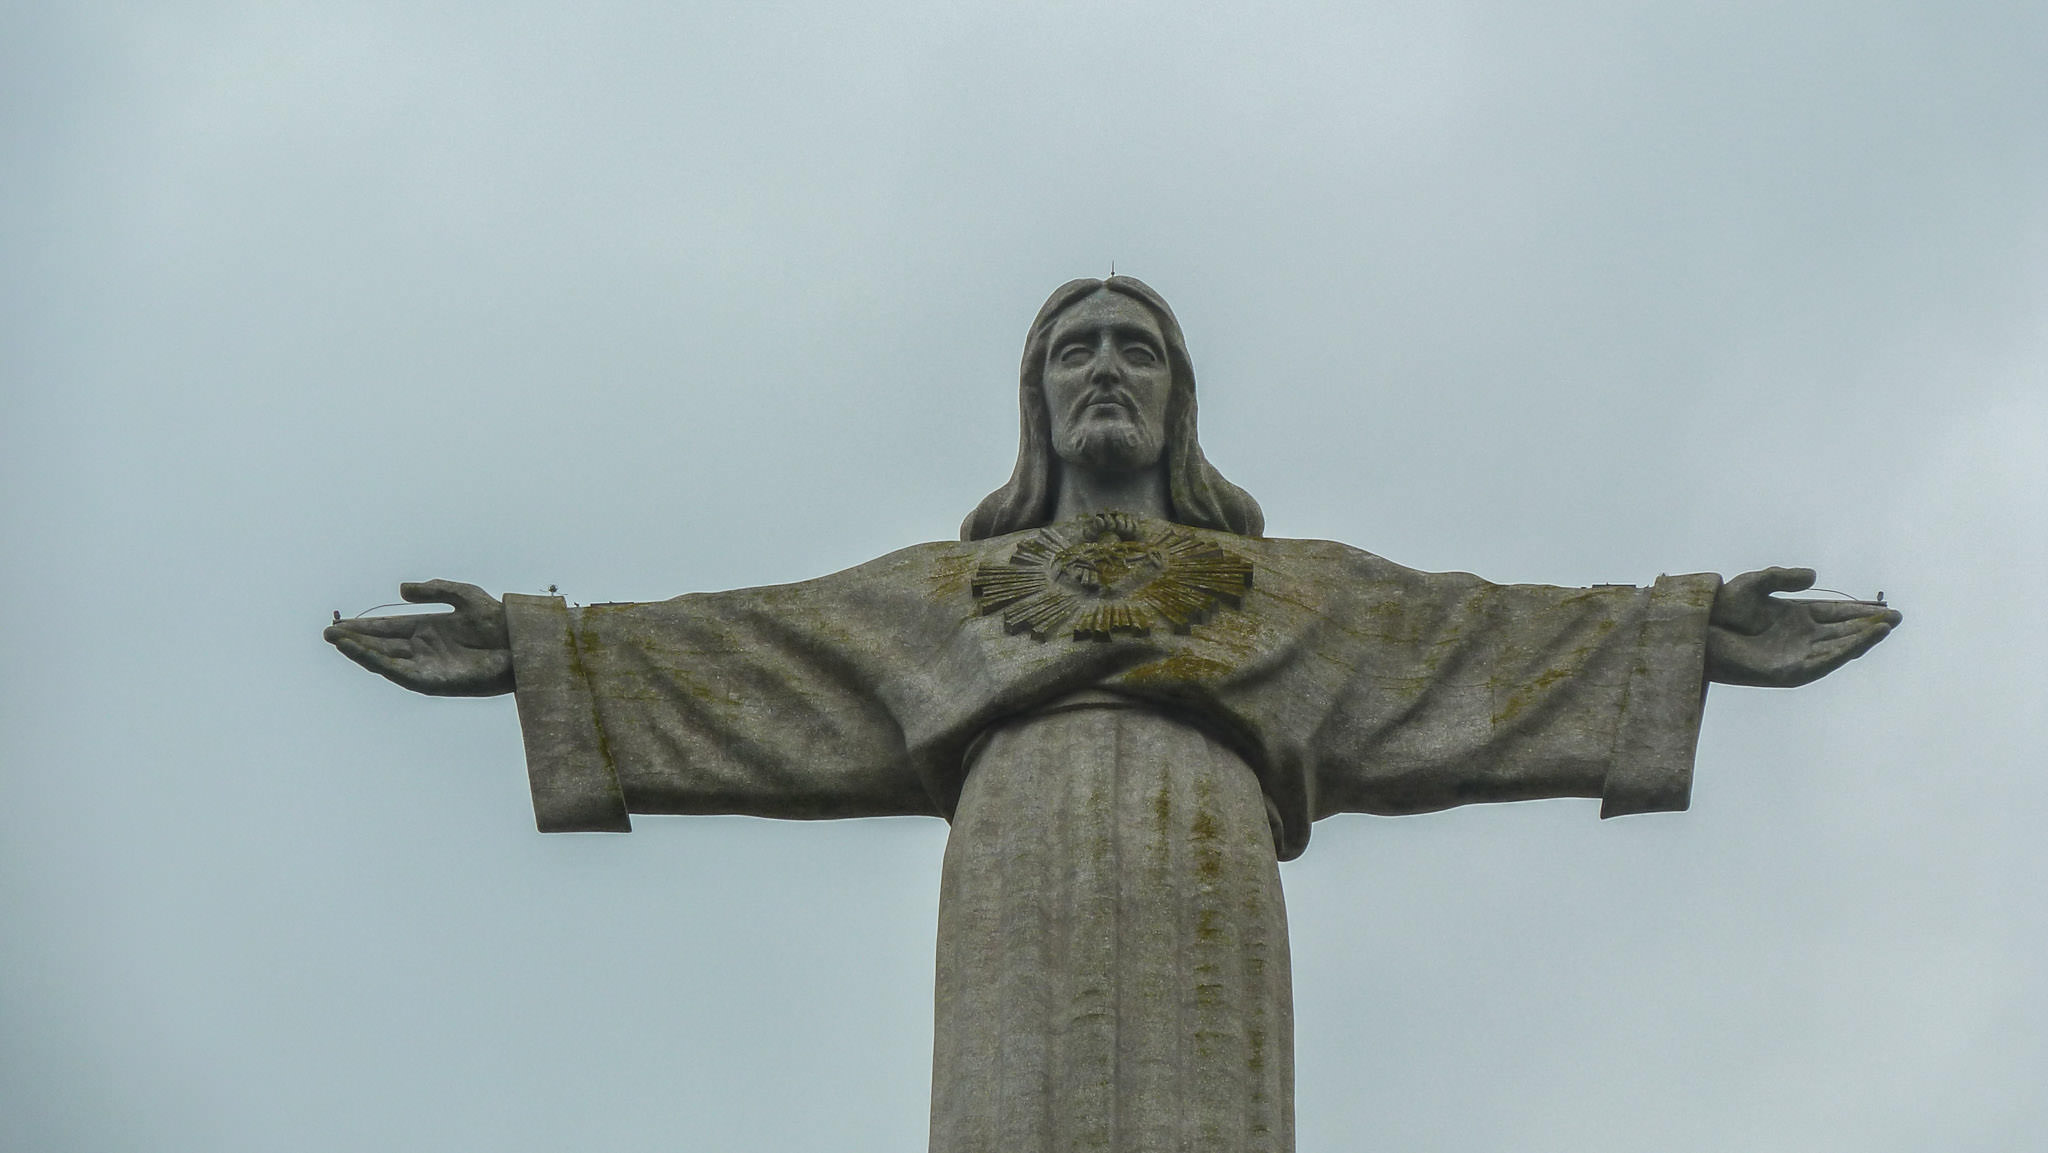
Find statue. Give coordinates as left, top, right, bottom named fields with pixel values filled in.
left=325, top=276, right=1899, bottom=1152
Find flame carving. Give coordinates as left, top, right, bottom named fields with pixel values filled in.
left=971, top=513, right=1254, bottom=641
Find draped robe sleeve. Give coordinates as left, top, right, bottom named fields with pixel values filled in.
left=499, top=542, right=974, bottom=832
left=499, top=526, right=1722, bottom=857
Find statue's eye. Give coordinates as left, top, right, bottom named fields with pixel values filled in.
left=1058, top=344, right=1092, bottom=365
left=1123, top=344, right=1158, bottom=366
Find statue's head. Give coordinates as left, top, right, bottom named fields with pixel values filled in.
left=961, top=276, right=1264, bottom=540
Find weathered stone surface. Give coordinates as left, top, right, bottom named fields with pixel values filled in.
left=492, top=526, right=1721, bottom=861
left=322, top=274, right=1902, bottom=1152
left=934, top=699, right=1293, bottom=1152
left=487, top=518, right=1722, bottom=1152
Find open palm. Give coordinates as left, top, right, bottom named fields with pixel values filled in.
left=1706, top=567, right=1901, bottom=688
left=323, top=580, right=514, bottom=697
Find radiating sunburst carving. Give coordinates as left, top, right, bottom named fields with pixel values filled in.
left=972, top=512, right=1254, bottom=640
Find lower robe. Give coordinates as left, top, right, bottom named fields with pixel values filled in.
left=498, top=517, right=1720, bottom=1153
left=934, top=698, right=1293, bottom=1153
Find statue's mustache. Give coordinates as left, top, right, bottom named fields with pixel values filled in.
left=1073, top=391, right=1135, bottom=416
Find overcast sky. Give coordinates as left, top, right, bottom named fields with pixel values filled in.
left=4, top=3, right=2043, bottom=1151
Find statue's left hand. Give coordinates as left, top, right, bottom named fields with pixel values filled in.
left=1706, top=567, right=1901, bottom=688
left=323, top=580, right=515, bottom=697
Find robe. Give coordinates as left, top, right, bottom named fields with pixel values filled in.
left=500, top=517, right=1719, bottom=1153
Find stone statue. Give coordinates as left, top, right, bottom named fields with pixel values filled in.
left=325, top=276, right=1899, bottom=1152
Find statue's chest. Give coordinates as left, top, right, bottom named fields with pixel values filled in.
left=970, top=513, right=1255, bottom=642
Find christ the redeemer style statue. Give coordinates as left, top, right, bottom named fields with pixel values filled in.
left=326, top=276, right=1899, bottom=1153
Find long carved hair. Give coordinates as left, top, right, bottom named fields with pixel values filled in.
left=960, top=276, right=1264, bottom=541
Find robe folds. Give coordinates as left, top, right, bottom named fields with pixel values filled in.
left=500, top=518, right=1719, bottom=1152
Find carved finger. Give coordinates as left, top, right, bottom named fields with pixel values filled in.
left=1754, top=566, right=1818, bottom=595
left=328, top=633, right=416, bottom=679
left=1800, top=622, right=1894, bottom=676
left=401, top=579, right=495, bottom=614
left=1809, top=615, right=1902, bottom=646
left=1807, top=618, right=1877, bottom=644
left=1801, top=600, right=1903, bottom=626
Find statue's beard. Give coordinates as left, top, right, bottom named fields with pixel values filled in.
left=1055, top=420, right=1163, bottom=474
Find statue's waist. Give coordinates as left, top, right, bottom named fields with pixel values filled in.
left=959, top=691, right=1287, bottom=855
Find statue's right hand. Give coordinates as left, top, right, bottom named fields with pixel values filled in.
left=323, top=580, right=514, bottom=697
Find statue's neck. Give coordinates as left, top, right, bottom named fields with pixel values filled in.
left=1052, top=465, right=1170, bottom=523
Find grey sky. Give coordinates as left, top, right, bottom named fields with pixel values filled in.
left=3, top=2, right=2042, bottom=1150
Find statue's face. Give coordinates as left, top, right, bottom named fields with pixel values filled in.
left=1042, top=290, right=1173, bottom=475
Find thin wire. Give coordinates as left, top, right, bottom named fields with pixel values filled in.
left=1795, top=587, right=1887, bottom=605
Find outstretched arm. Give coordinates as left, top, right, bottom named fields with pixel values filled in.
left=323, top=550, right=968, bottom=831
left=1705, top=567, right=1901, bottom=688
left=323, top=580, right=514, bottom=696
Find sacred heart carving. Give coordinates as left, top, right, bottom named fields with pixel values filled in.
left=971, top=512, right=1254, bottom=640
